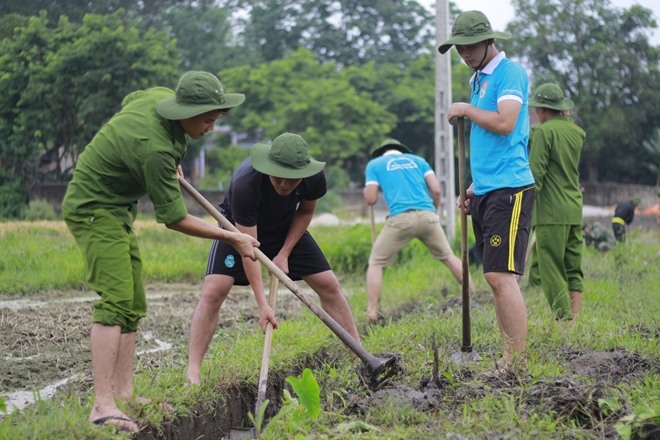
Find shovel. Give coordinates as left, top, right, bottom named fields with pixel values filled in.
left=177, top=176, right=399, bottom=385
left=450, top=117, right=482, bottom=364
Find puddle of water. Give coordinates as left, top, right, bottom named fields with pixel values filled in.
left=0, top=291, right=185, bottom=311
left=138, top=331, right=173, bottom=355
left=2, top=332, right=174, bottom=416
left=3, top=375, right=79, bottom=414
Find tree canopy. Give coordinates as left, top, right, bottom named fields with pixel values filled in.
left=1, top=0, right=660, bottom=218
left=0, top=11, right=180, bottom=182
left=505, top=0, right=660, bottom=183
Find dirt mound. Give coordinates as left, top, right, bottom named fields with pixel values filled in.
left=562, top=348, right=660, bottom=383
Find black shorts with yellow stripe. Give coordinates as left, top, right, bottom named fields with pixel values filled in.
left=470, top=184, right=534, bottom=275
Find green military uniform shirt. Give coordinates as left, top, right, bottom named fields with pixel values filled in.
left=529, top=115, right=586, bottom=226
left=63, top=87, right=189, bottom=227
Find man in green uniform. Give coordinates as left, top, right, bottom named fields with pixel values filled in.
left=63, top=71, right=259, bottom=432
left=582, top=221, right=616, bottom=252
left=528, top=83, right=585, bottom=321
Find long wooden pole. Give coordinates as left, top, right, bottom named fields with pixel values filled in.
left=254, top=275, right=279, bottom=427
left=369, top=205, right=376, bottom=245
left=457, top=117, right=472, bottom=353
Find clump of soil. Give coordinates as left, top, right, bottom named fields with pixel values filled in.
left=347, top=348, right=658, bottom=437
left=562, top=347, right=660, bottom=384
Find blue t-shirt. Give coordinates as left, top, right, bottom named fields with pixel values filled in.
left=469, top=53, right=534, bottom=195
left=365, top=153, right=436, bottom=216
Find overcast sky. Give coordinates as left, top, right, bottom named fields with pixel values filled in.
left=418, top=0, right=660, bottom=46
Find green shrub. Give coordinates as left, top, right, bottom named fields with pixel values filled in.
left=312, top=223, right=429, bottom=275
left=0, top=175, right=28, bottom=220
left=316, top=190, right=344, bottom=214
left=22, top=200, right=58, bottom=221
left=325, top=165, right=350, bottom=190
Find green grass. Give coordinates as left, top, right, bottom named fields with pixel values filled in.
left=1, top=220, right=659, bottom=439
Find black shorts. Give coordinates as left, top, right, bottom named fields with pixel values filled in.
left=471, top=185, right=534, bottom=275
left=205, top=229, right=331, bottom=285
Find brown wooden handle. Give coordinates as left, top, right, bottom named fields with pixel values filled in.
left=255, top=276, right=279, bottom=419
left=456, top=117, right=473, bottom=351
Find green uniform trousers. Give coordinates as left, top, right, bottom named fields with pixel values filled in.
left=64, top=208, right=146, bottom=332
left=534, top=224, right=583, bottom=320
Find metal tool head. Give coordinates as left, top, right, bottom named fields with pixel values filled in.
left=360, top=352, right=404, bottom=388
left=450, top=348, right=482, bottom=365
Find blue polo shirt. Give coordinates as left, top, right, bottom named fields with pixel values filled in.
left=365, top=152, right=436, bottom=216
left=469, top=52, right=534, bottom=195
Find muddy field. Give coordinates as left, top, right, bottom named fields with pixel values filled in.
left=2, top=285, right=660, bottom=439
left=0, top=283, right=303, bottom=414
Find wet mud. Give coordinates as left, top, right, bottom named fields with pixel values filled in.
left=0, top=284, right=302, bottom=401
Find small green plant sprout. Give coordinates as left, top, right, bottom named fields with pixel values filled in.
left=261, top=369, right=321, bottom=438
left=248, top=398, right=270, bottom=435
left=615, top=397, right=660, bottom=440
left=285, top=368, right=321, bottom=419
left=0, top=396, right=6, bottom=413
left=598, top=397, right=622, bottom=417
left=335, top=420, right=379, bottom=435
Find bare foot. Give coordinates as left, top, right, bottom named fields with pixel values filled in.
left=90, top=407, right=139, bottom=432
left=186, top=370, right=202, bottom=387
left=128, top=395, right=176, bottom=412
left=366, top=309, right=378, bottom=324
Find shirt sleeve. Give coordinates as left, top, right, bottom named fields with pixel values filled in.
left=497, top=63, right=527, bottom=103
left=230, top=174, right=261, bottom=227
left=529, top=126, right=551, bottom=194
left=142, top=150, right=188, bottom=224
left=365, top=160, right=379, bottom=186
left=301, top=170, right=327, bottom=201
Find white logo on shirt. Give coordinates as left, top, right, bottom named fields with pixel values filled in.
left=387, top=157, right=418, bottom=171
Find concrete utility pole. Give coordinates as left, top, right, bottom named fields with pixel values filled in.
left=434, top=0, right=455, bottom=241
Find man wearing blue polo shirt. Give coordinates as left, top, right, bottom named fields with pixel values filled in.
left=440, top=11, right=534, bottom=371
left=363, top=139, right=472, bottom=324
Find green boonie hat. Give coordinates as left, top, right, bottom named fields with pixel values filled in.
left=529, top=83, right=574, bottom=111
left=250, top=133, right=325, bottom=179
left=438, top=11, right=511, bottom=54
left=371, top=138, right=412, bottom=159
left=632, top=196, right=642, bottom=205
left=155, top=71, right=245, bottom=120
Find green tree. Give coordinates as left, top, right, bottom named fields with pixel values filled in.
left=0, top=0, right=216, bottom=28
left=237, top=0, right=434, bottom=66
left=219, top=48, right=396, bottom=180
left=146, top=4, right=252, bottom=73
left=505, top=0, right=660, bottom=183
left=0, top=11, right=180, bottom=182
left=642, top=128, right=660, bottom=186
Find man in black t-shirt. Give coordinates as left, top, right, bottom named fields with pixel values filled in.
left=186, top=133, right=361, bottom=385
left=612, top=196, right=640, bottom=242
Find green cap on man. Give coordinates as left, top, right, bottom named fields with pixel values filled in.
left=438, top=11, right=511, bottom=54
left=250, top=133, right=325, bottom=179
left=529, top=83, right=574, bottom=111
left=156, top=71, right=245, bottom=120
left=371, top=138, right=412, bottom=159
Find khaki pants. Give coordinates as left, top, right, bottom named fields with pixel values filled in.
left=369, top=210, right=454, bottom=266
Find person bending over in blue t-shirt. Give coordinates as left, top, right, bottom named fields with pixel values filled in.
left=439, top=11, right=535, bottom=371
left=363, top=138, right=474, bottom=324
